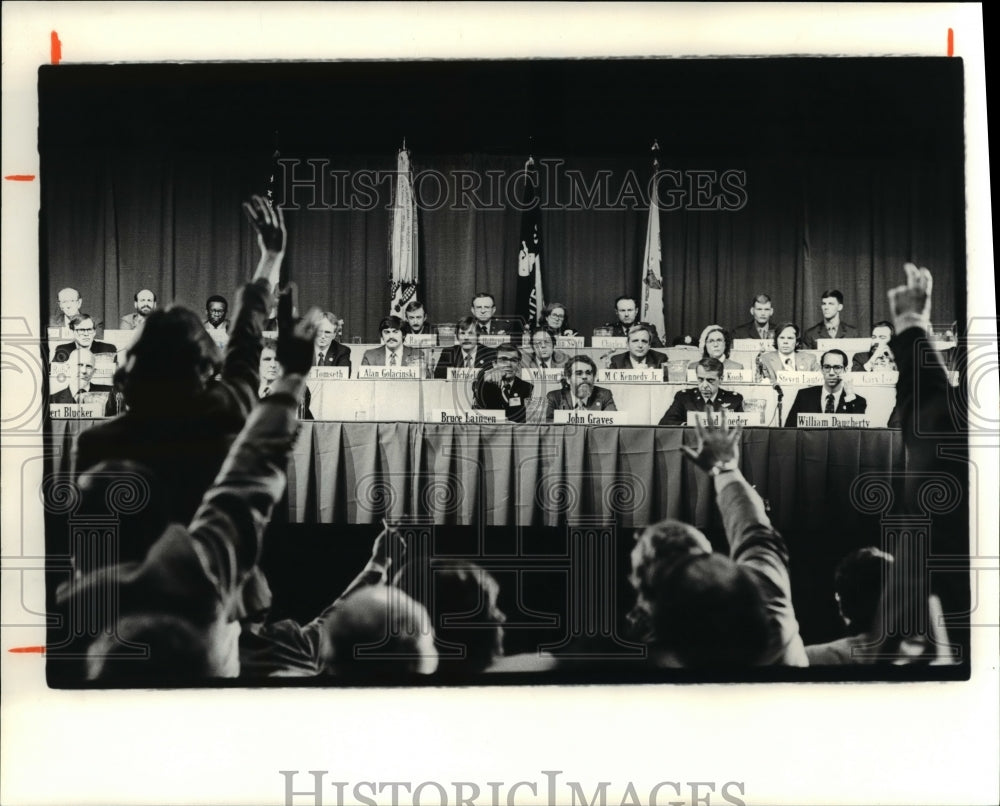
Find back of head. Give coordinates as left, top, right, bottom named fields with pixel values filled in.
left=834, top=546, right=894, bottom=635
left=650, top=554, right=771, bottom=668
left=393, top=560, right=504, bottom=672
left=86, top=613, right=212, bottom=683
left=121, top=306, right=223, bottom=413
left=631, top=519, right=712, bottom=599
left=320, top=586, right=438, bottom=679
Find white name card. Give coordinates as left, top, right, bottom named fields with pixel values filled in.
left=405, top=334, right=437, bottom=347
left=431, top=409, right=505, bottom=424
left=816, top=337, right=872, bottom=354
left=308, top=366, right=349, bottom=381
left=522, top=368, right=564, bottom=382
left=688, top=368, right=754, bottom=384
left=555, top=336, right=585, bottom=349
left=553, top=410, right=628, bottom=425
left=592, top=336, right=627, bottom=349
left=599, top=368, right=661, bottom=383
left=796, top=413, right=873, bottom=428
left=48, top=326, right=70, bottom=340
left=447, top=367, right=480, bottom=382
left=477, top=334, right=508, bottom=348
left=776, top=371, right=824, bottom=385
left=848, top=370, right=899, bottom=386
left=357, top=365, right=422, bottom=380
left=686, top=410, right=764, bottom=427
left=733, top=338, right=772, bottom=353
left=50, top=402, right=104, bottom=419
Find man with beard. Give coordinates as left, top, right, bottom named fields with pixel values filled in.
left=544, top=354, right=617, bottom=421
left=120, top=289, right=158, bottom=329
left=361, top=315, right=428, bottom=373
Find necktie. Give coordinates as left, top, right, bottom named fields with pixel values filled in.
left=464, top=353, right=472, bottom=368
left=389, top=352, right=397, bottom=366
left=502, top=381, right=511, bottom=402
left=317, top=351, right=324, bottom=365
left=575, top=400, right=585, bottom=410
left=539, top=361, right=547, bottom=370
left=261, top=386, right=271, bottom=397
left=784, top=357, right=793, bottom=370
left=825, top=393, right=835, bottom=413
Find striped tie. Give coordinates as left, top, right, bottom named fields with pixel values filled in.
left=825, top=394, right=835, bottom=413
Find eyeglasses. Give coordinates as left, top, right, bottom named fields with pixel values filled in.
left=74, top=328, right=95, bottom=334
left=547, top=312, right=565, bottom=320
left=821, top=364, right=845, bottom=373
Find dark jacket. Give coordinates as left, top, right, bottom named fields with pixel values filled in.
left=658, top=388, right=745, bottom=426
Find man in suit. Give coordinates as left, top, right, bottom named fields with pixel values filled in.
left=851, top=321, right=897, bottom=372
left=609, top=324, right=667, bottom=369
left=313, top=311, right=352, bottom=376
left=400, top=300, right=433, bottom=338
left=260, top=339, right=312, bottom=419
left=120, top=289, right=158, bottom=329
left=52, top=314, right=119, bottom=364
left=659, top=357, right=745, bottom=426
left=361, top=315, right=428, bottom=374
left=784, top=349, right=867, bottom=426
left=527, top=327, right=566, bottom=370
left=545, top=354, right=617, bottom=421
left=758, top=322, right=820, bottom=382
left=730, top=292, right=776, bottom=341
left=50, top=286, right=104, bottom=335
left=802, top=289, right=861, bottom=348
left=49, top=348, right=112, bottom=404
left=604, top=295, right=664, bottom=346
left=472, top=343, right=534, bottom=423
left=433, top=316, right=496, bottom=378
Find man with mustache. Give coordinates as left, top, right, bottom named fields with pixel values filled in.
left=433, top=316, right=496, bottom=378
left=361, top=315, right=428, bottom=374
left=120, top=289, right=158, bottom=330
left=544, top=354, right=617, bottom=421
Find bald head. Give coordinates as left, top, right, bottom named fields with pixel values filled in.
left=65, top=348, right=96, bottom=386
left=57, top=287, right=82, bottom=319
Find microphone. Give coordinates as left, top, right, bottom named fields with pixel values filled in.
left=772, top=383, right=783, bottom=399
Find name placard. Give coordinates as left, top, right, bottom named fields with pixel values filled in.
left=50, top=402, right=104, bottom=419
left=776, top=371, right=824, bottom=386
left=477, top=334, right=507, bottom=348
left=521, top=368, right=564, bottom=383
left=447, top=367, right=480, bottom=382
left=733, top=338, right=772, bottom=353
left=689, top=368, right=754, bottom=384
left=848, top=370, right=899, bottom=386
left=796, top=413, right=873, bottom=428
left=816, top=337, right=872, bottom=354
left=431, top=409, right=506, bottom=424
left=357, top=365, right=422, bottom=380
left=599, top=368, right=661, bottom=383
left=592, top=336, right=627, bottom=349
left=686, top=410, right=763, bottom=427
left=405, top=334, right=437, bottom=347
left=48, top=326, right=70, bottom=340
left=553, top=410, right=628, bottom=425
left=308, top=366, right=349, bottom=381
left=555, top=336, right=585, bottom=349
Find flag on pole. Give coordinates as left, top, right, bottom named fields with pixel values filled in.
left=640, top=144, right=665, bottom=339
left=389, top=147, right=419, bottom=316
left=516, top=159, right=544, bottom=327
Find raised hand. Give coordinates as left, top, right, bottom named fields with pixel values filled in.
left=277, top=307, right=324, bottom=376
left=888, top=262, right=933, bottom=333
left=371, top=520, right=407, bottom=571
left=243, top=194, right=286, bottom=255
left=843, top=375, right=856, bottom=399
left=680, top=409, right=743, bottom=474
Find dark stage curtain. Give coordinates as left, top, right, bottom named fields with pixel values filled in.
left=42, top=149, right=960, bottom=343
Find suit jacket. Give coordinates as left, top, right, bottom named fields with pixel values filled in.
left=658, top=388, right=745, bottom=426
left=120, top=312, right=150, bottom=330
left=50, top=383, right=112, bottom=405
left=528, top=352, right=567, bottom=371
left=52, top=340, right=118, bottom=364
left=687, top=357, right=744, bottom=371
left=730, top=321, right=776, bottom=341
left=759, top=350, right=819, bottom=382
left=259, top=384, right=312, bottom=420
left=608, top=349, right=667, bottom=369
left=473, top=373, right=534, bottom=423
left=50, top=314, right=104, bottom=336
left=433, top=345, right=496, bottom=379
left=361, top=345, right=428, bottom=376
left=784, top=385, right=867, bottom=426
left=851, top=349, right=897, bottom=372
left=802, top=320, right=861, bottom=349
left=401, top=322, right=434, bottom=337
left=475, top=318, right=522, bottom=337
left=604, top=320, right=663, bottom=347
left=314, top=341, right=352, bottom=377
left=544, top=386, right=617, bottom=421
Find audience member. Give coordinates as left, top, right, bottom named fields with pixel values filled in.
left=527, top=327, right=566, bottom=370
left=635, top=415, right=808, bottom=667
left=544, top=355, right=617, bottom=420
left=805, top=547, right=894, bottom=665
left=49, top=348, right=112, bottom=404
left=758, top=322, right=820, bottom=381
left=783, top=349, right=867, bottom=426
left=260, top=338, right=312, bottom=419
left=314, top=312, right=352, bottom=375
left=401, top=300, right=433, bottom=337
left=433, top=317, right=496, bottom=378
left=473, top=343, right=534, bottom=422
left=730, top=293, right=775, bottom=340
left=689, top=325, right=743, bottom=370
left=852, top=321, right=897, bottom=372
left=659, top=357, right=745, bottom=426
left=52, top=314, right=119, bottom=364
left=203, top=295, right=231, bottom=336
left=609, top=324, right=667, bottom=369
left=361, top=315, right=428, bottom=374
left=120, top=289, right=158, bottom=330
left=802, top=289, right=860, bottom=348
left=540, top=301, right=576, bottom=337
left=604, top=295, right=664, bottom=346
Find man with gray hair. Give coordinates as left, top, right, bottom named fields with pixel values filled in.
left=49, top=348, right=112, bottom=404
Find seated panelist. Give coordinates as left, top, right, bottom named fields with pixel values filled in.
left=361, top=315, right=428, bottom=374
left=758, top=322, right=819, bottom=382
left=527, top=327, right=567, bottom=370
left=313, top=312, right=352, bottom=375
left=260, top=338, right=312, bottom=419
left=852, top=321, right=897, bottom=372
left=659, top=357, right=745, bottom=426
left=49, top=348, right=112, bottom=405
left=689, top=325, right=743, bottom=370
left=784, top=349, right=867, bottom=426
left=544, top=355, right=618, bottom=421
left=609, top=324, right=668, bottom=369
left=433, top=316, right=496, bottom=378
left=52, top=314, right=119, bottom=364
left=604, top=295, right=664, bottom=346
left=472, top=343, right=534, bottom=423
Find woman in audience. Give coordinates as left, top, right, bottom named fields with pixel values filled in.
left=689, top=325, right=743, bottom=370
left=759, top=322, right=819, bottom=381
left=541, top=302, right=577, bottom=337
